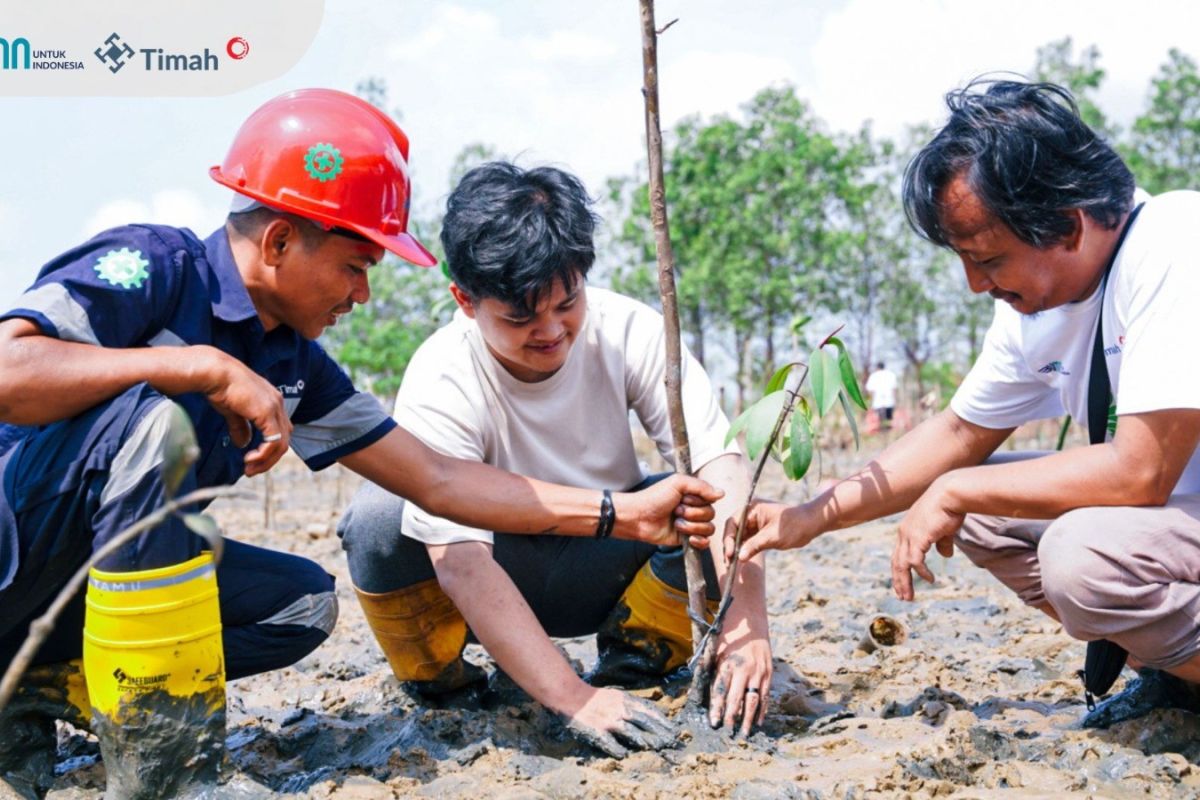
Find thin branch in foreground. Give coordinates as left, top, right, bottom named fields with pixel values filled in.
left=689, top=368, right=807, bottom=673
left=691, top=325, right=847, bottom=672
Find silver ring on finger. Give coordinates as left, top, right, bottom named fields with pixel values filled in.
left=746, top=687, right=761, bottom=695
left=262, top=433, right=283, bottom=443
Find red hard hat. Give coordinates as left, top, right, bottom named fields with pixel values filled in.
left=210, top=88, right=436, bottom=268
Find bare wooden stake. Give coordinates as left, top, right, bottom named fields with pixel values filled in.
left=263, top=470, right=274, bottom=531
left=638, top=0, right=713, bottom=709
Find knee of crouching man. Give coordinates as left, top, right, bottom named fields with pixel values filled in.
left=1037, top=508, right=1113, bottom=639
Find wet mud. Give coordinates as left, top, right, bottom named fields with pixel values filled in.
left=91, top=687, right=225, bottom=800
left=28, top=454, right=1200, bottom=798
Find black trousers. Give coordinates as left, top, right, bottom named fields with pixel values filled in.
left=337, top=474, right=719, bottom=638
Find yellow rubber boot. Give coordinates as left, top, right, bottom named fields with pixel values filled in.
left=354, top=579, right=484, bottom=695
left=589, top=561, right=718, bottom=688
left=0, top=659, right=91, bottom=799
left=83, top=552, right=225, bottom=800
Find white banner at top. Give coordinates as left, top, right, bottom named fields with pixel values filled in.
left=0, top=0, right=324, bottom=96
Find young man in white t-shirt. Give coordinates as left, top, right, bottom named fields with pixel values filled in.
left=339, top=162, right=770, bottom=755
left=730, top=79, right=1200, bottom=727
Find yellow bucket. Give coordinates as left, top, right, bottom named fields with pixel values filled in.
left=83, top=551, right=225, bottom=720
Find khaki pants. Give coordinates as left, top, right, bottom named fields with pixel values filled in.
left=956, top=494, right=1200, bottom=670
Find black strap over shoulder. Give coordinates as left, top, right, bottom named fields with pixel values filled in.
left=1081, top=202, right=1143, bottom=708
left=1086, top=203, right=1145, bottom=447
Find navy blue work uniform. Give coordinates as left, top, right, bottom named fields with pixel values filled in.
left=0, top=224, right=397, bottom=679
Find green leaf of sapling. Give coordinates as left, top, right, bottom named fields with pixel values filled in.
left=828, top=336, right=868, bottom=410
left=786, top=404, right=814, bottom=480
left=744, top=390, right=788, bottom=462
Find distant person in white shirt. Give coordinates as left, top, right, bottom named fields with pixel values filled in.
left=337, top=162, right=771, bottom=756
left=866, top=362, right=899, bottom=430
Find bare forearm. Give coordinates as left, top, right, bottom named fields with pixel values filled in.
left=942, top=440, right=1182, bottom=520
left=0, top=331, right=223, bottom=425
left=347, top=428, right=639, bottom=538
left=810, top=410, right=1013, bottom=533
left=433, top=552, right=586, bottom=714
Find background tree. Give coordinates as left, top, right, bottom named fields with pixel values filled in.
left=1123, top=48, right=1200, bottom=193
left=610, top=86, right=863, bottom=409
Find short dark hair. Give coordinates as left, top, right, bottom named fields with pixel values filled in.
left=903, top=79, right=1135, bottom=249
left=226, top=207, right=329, bottom=251
left=441, top=162, right=599, bottom=316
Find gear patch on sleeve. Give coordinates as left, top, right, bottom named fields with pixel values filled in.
left=94, top=248, right=151, bottom=290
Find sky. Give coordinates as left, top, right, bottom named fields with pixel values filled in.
left=1, top=0, right=1197, bottom=306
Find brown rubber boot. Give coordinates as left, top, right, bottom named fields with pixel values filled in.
left=355, top=580, right=485, bottom=696
left=587, top=563, right=717, bottom=688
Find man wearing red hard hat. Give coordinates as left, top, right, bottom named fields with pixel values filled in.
left=0, top=89, right=718, bottom=798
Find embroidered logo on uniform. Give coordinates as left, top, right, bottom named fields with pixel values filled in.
left=304, top=143, right=343, bottom=183
left=94, top=248, right=150, bottom=289
left=1037, top=360, right=1070, bottom=375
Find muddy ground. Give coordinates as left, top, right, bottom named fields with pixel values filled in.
left=39, top=442, right=1200, bottom=799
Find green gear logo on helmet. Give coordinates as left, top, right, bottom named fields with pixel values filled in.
left=304, top=142, right=344, bottom=182
left=94, top=248, right=150, bottom=290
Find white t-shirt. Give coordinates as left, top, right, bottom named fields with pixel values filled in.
left=951, top=190, right=1200, bottom=493
left=396, top=287, right=740, bottom=544
left=866, top=368, right=898, bottom=410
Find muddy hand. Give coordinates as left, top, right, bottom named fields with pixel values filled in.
left=564, top=688, right=677, bottom=758
left=708, top=640, right=773, bottom=736
left=614, top=474, right=722, bottom=547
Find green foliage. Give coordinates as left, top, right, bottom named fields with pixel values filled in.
left=609, top=85, right=867, bottom=390
left=725, top=338, right=864, bottom=481
left=827, top=336, right=867, bottom=410
left=809, top=348, right=841, bottom=417
left=742, top=390, right=787, bottom=461
left=1122, top=49, right=1200, bottom=194
left=786, top=402, right=814, bottom=479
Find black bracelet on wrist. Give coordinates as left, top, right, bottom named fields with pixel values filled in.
left=595, top=489, right=615, bottom=539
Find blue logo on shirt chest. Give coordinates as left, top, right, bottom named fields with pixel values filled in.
left=276, top=380, right=305, bottom=397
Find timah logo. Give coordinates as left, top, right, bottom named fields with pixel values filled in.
left=0, top=37, right=31, bottom=70
left=95, top=32, right=134, bottom=73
